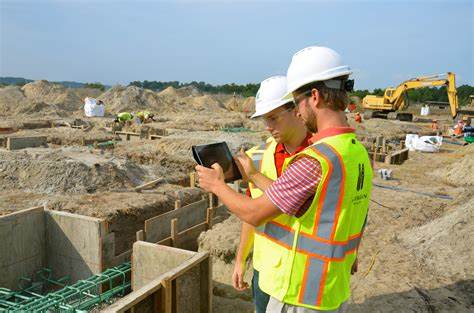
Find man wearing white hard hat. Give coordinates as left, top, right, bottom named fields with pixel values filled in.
left=232, top=75, right=310, bottom=313
left=196, top=46, right=373, bottom=312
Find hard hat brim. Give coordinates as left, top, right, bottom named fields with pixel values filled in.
left=251, top=98, right=294, bottom=118
left=284, top=66, right=353, bottom=99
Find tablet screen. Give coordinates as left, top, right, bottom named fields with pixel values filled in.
left=192, top=142, right=242, bottom=182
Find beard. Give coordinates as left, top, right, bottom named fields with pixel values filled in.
left=303, top=108, right=318, bottom=133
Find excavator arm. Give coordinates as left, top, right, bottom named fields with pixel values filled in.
left=387, top=73, right=458, bottom=116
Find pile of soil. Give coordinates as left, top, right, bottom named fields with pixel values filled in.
left=0, top=81, right=101, bottom=118
left=432, top=144, right=474, bottom=186
left=0, top=149, right=144, bottom=194
left=98, top=85, right=166, bottom=113
left=198, top=215, right=254, bottom=311
left=349, top=117, right=429, bottom=140
left=400, top=193, right=474, bottom=280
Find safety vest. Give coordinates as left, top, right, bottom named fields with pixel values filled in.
left=258, top=132, right=373, bottom=311
left=117, top=112, right=133, bottom=122
left=246, top=139, right=299, bottom=272
left=137, top=111, right=151, bottom=120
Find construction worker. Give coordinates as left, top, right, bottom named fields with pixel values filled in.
left=454, top=119, right=464, bottom=136
left=233, top=76, right=310, bottom=313
left=196, top=46, right=373, bottom=313
left=347, top=102, right=356, bottom=112
left=431, top=119, right=440, bottom=135
left=136, top=111, right=156, bottom=123
left=463, top=118, right=474, bottom=143
left=114, top=112, right=133, bottom=124
left=354, top=112, right=362, bottom=123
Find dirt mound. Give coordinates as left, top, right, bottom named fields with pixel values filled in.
left=224, top=96, right=255, bottom=113
left=0, top=81, right=102, bottom=118
left=21, top=80, right=80, bottom=109
left=157, top=86, right=180, bottom=98
left=198, top=215, right=253, bottom=306
left=0, top=86, right=27, bottom=116
left=400, top=194, right=474, bottom=280
left=349, top=117, right=427, bottom=140
left=0, top=150, right=143, bottom=194
left=98, top=85, right=166, bottom=113
left=186, top=94, right=226, bottom=111
left=432, top=144, right=474, bottom=186
left=198, top=215, right=241, bottom=263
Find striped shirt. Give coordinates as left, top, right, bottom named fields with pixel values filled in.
left=265, top=157, right=322, bottom=217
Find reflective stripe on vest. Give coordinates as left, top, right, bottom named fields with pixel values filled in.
left=249, top=143, right=269, bottom=234
left=258, top=141, right=363, bottom=307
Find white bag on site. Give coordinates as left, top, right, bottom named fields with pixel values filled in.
left=405, top=134, right=419, bottom=151
left=84, top=97, right=104, bottom=117
left=413, top=136, right=442, bottom=153
left=420, top=105, right=430, bottom=116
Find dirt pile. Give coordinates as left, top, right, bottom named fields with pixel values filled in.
left=224, top=96, right=255, bottom=113
left=0, top=86, right=27, bottom=116
left=0, top=81, right=101, bottom=118
left=0, top=149, right=144, bottom=194
left=400, top=193, right=474, bottom=280
left=198, top=215, right=253, bottom=310
left=98, top=85, right=166, bottom=113
left=432, top=144, right=474, bottom=186
left=349, top=116, right=428, bottom=140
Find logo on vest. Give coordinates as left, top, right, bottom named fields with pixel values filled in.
left=356, top=163, right=365, bottom=191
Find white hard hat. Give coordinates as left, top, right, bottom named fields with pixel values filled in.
left=284, top=46, right=352, bottom=98
left=251, top=75, right=293, bottom=118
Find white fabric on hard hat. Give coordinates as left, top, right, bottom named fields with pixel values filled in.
left=251, top=75, right=293, bottom=118
left=284, top=46, right=352, bottom=99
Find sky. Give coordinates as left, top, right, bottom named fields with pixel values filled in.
left=0, top=0, right=473, bottom=90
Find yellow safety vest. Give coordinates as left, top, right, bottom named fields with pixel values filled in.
left=246, top=139, right=299, bottom=272
left=258, top=132, right=373, bottom=310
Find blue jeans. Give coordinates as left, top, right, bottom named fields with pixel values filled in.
left=252, top=270, right=270, bottom=313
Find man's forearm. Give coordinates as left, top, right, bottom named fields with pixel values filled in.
left=249, top=172, right=274, bottom=191
left=236, top=222, right=255, bottom=264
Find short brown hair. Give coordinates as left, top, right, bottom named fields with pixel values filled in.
left=296, top=78, right=349, bottom=111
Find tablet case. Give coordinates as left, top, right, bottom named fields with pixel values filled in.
left=192, top=142, right=242, bottom=182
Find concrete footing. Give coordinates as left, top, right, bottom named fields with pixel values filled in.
left=0, top=207, right=129, bottom=289
left=104, top=242, right=211, bottom=313
left=6, top=136, right=47, bottom=150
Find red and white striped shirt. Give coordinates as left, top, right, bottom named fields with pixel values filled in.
left=265, top=127, right=355, bottom=217
left=265, top=157, right=322, bottom=217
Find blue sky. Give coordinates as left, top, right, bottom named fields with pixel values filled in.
left=1, top=0, right=472, bottom=90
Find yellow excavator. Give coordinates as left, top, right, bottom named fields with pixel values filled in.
left=362, top=72, right=459, bottom=121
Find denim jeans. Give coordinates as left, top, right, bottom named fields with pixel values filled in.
left=252, top=270, right=271, bottom=313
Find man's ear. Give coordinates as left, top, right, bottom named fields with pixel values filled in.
left=311, top=88, right=322, bottom=109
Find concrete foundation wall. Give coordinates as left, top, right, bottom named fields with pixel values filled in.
left=0, top=207, right=45, bottom=289
left=105, top=242, right=211, bottom=313
left=132, top=242, right=194, bottom=290
left=6, top=136, right=47, bottom=150
left=0, top=208, right=112, bottom=289
left=45, top=210, right=105, bottom=283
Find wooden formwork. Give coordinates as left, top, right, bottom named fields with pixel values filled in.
left=138, top=193, right=228, bottom=251
left=115, top=129, right=169, bottom=142
left=362, top=136, right=409, bottom=165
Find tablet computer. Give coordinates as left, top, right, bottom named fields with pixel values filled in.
left=192, top=142, right=242, bottom=182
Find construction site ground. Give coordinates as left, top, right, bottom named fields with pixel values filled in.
left=0, top=81, right=472, bottom=312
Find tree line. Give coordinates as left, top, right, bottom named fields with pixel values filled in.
left=130, top=80, right=474, bottom=106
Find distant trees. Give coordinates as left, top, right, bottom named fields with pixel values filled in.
left=84, top=82, right=106, bottom=91
left=128, top=80, right=259, bottom=97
